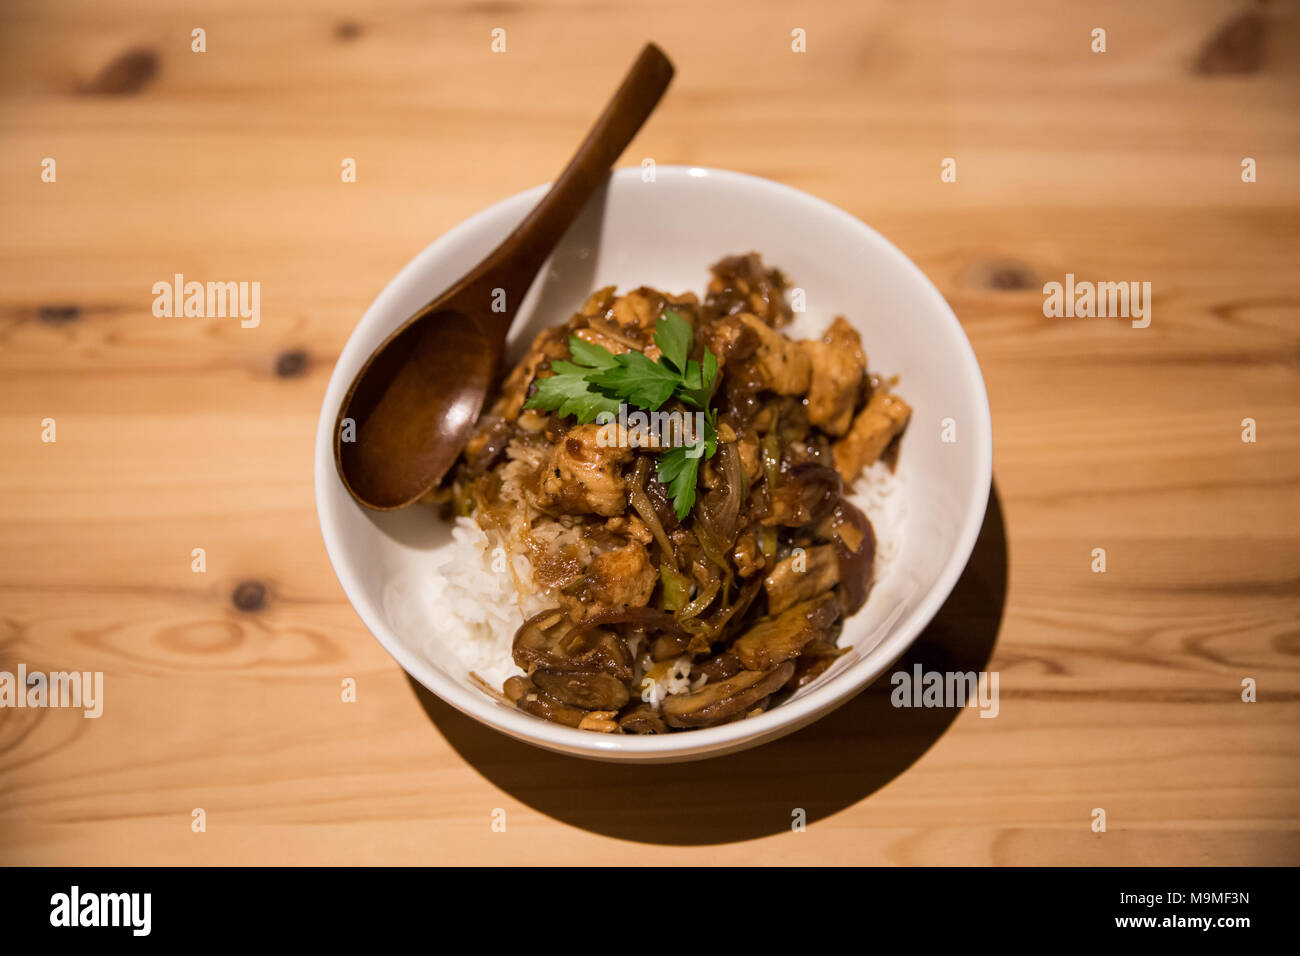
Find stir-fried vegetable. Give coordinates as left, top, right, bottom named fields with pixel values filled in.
left=659, top=564, right=692, bottom=612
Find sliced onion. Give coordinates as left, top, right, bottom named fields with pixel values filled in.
left=697, top=441, right=743, bottom=547
left=692, top=440, right=745, bottom=601
left=678, top=575, right=720, bottom=623
left=683, top=575, right=762, bottom=644
left=707, top=575, right=762, bottom=635
left=629, top=457, right=678, bottom=569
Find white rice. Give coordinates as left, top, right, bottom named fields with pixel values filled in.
left=846, top=459, right=908, bottom=582
left=423, top=459, right=906, bottom=693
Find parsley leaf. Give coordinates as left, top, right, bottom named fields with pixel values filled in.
left=657, top=444, right=701, bottom=520
left=584, top=349, right=681, bottom=410
left=524, top=368, right=622, bottom=424
left=567, top=336, right=619, bottom=371
left=654, top=309, right=693, bottom=374
left=676, top=350, right=719, bottom=410
left=656, top=413, right=718, bottom=520
left=522, top=336, right=624, bottom=423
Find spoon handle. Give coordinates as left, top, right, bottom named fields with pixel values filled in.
left=464, top=43, right=675, bottom=321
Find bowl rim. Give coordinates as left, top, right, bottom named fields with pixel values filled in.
left=314, top=165, right=994, bottom=760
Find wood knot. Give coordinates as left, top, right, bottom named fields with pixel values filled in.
left=1195, top=10, right=1266, bottom=75
left=232, top=580, right=268, bottom=612
left=966, top=259, right=1040, bottom=292
left=37, top=304, right=82, bottom=325
left=334, top=21, right=364, bottom=41
left=275, top=349, right=309, bottom=378
left=82, top=48, right=159, bottom=96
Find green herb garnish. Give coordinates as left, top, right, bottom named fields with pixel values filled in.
left=524, top=309, right=720, bottom=519
left=655, top=424, right=716, bottom=519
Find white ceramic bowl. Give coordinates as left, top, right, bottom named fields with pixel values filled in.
left=314, top=166, right=992, bottom=762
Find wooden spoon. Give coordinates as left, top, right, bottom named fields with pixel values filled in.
left=335, top=43, right=674, bottom=510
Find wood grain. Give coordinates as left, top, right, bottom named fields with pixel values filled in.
left=0, top=0, right=1297, bottom=865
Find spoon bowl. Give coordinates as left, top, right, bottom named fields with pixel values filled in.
left=335, top=307, right=495, bottom=509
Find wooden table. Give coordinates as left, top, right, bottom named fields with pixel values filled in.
left=1, top=0, right=1297, bottom=865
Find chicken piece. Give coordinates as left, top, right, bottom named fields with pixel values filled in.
left=584, top=287, right=677, bottom=356
left=575, top=321, right=663, bottom=361
left=832, top=392, right=912, bottom=484
left=584, top=541, right=657, bottom=611
left=530, top=424, right=634, bottom=517
left=580, top=285, right=618, bottom=318
left=800, top=329, right=864, bottom=437
left=732, top=592, right=840, bottom=671
left=823, top=316, right=866, bottom=369
left=603, top=513, right=653, bottom=546
left=611, top=288, right=659, bottom=334
left=763, top=544, right=840, bottom=615
left=731, top=528, right=766, bottom=578
left=737, top=313, right=811, bottom=396
left=577, top=712, right=621, bottom=733
left=574, top=326, right=632, bottom=355
left=735, top=432, right=762, bottom=483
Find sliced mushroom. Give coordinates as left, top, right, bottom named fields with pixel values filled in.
left=693, top=651, right=743, bottom=684
left=532, top=670, right=631, bottom=711
left=662, top=662, right=796, bottom=729
left=512, top=611, right=634, bottom=682
left=618, top=704, right=668, bottom=735
left=825, top=500, right=876, bottom=614
left=763, top=543, right=840, bottom=615
left=732, top=592, right=840, bottom=671
left=504, top=676, right=590, bottom=728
